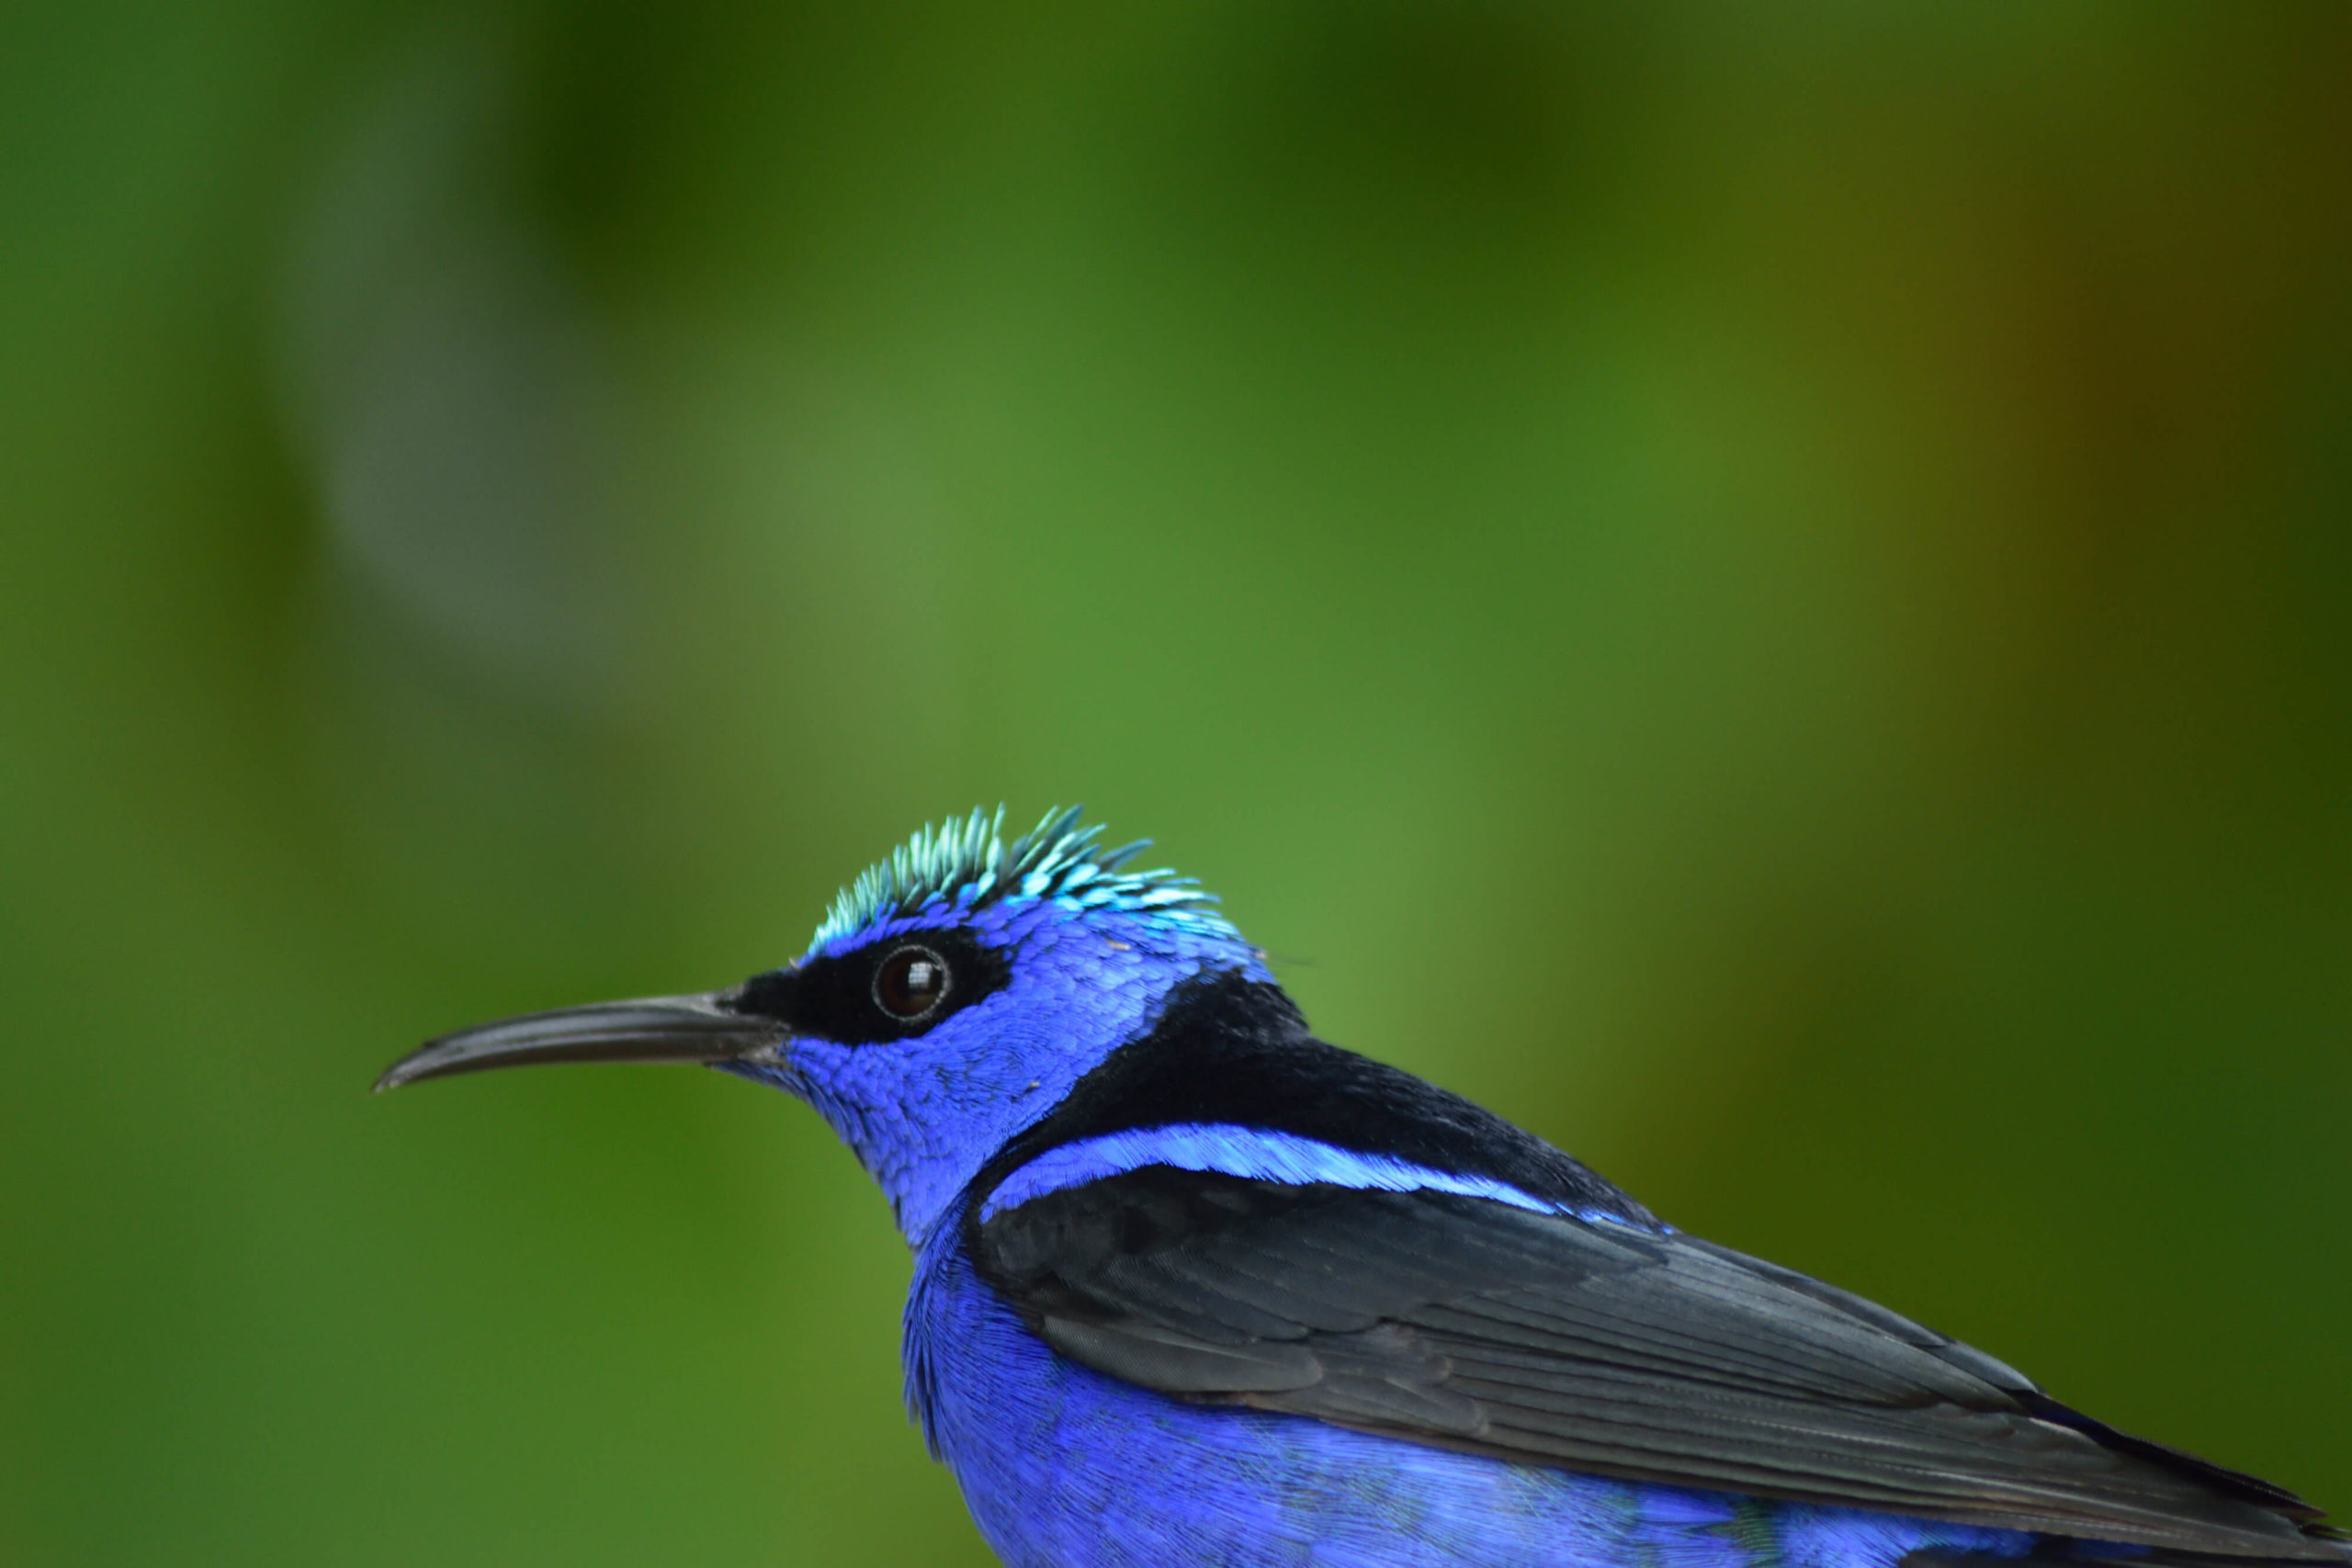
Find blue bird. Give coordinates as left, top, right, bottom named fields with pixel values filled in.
left=381, top=807, right=2343, bottom=1568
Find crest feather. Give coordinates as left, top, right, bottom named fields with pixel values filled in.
left=813, top=807, right=1233, bottom=946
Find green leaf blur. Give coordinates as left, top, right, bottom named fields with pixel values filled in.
left=3, top=5, right=2347, bottom=1563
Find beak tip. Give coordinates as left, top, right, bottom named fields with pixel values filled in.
left=373, top=1056, right=424, bottom=1094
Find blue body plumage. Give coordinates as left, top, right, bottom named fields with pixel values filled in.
left=381, top=808, right=2346, bottom=1568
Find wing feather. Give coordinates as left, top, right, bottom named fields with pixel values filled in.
left=973, top=1169, right=2339, bottom=1560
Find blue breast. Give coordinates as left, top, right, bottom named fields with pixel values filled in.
left=903, top=1202, right=2039, bottom=1568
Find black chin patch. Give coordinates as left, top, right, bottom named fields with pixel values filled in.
left=723, top=927, right=1012, bottom=1045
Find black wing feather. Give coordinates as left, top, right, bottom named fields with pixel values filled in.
left=971, top=1168, right=2340, bottom=1561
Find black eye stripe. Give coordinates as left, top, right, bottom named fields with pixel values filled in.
left=725, top=927, right=1010, bottom=1045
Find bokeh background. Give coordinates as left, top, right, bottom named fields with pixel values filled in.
left=5, top=4, right=2349, bottom=1563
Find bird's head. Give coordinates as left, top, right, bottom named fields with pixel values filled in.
left=379, top=808, right=1272, bottom=1242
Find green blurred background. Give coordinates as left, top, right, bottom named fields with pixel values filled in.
left=4, top=4, right=2349, bottom=1563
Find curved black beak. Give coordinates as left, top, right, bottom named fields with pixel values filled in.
left=377, top=992, right=791, bottom=1092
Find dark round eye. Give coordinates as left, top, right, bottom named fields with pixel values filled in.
left=873, top=944, right=952, bottom=1021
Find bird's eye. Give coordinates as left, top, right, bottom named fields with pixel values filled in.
left=873, top=944, right=952, bottom=1021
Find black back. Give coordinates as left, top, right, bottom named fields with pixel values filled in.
left=976, top=971, right=1656, bottom=1228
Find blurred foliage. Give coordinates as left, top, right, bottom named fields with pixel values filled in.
left=3, top=4, right=2349, bottom=1564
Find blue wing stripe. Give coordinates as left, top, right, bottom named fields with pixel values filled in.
left=978, top=1122, right=1642, bottom=1224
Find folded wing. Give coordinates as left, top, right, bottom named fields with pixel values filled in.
left=970, top=1168, right=2340, bottom=1560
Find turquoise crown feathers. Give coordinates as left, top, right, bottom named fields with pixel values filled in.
left=813, top=807, right=1237, bottom=947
